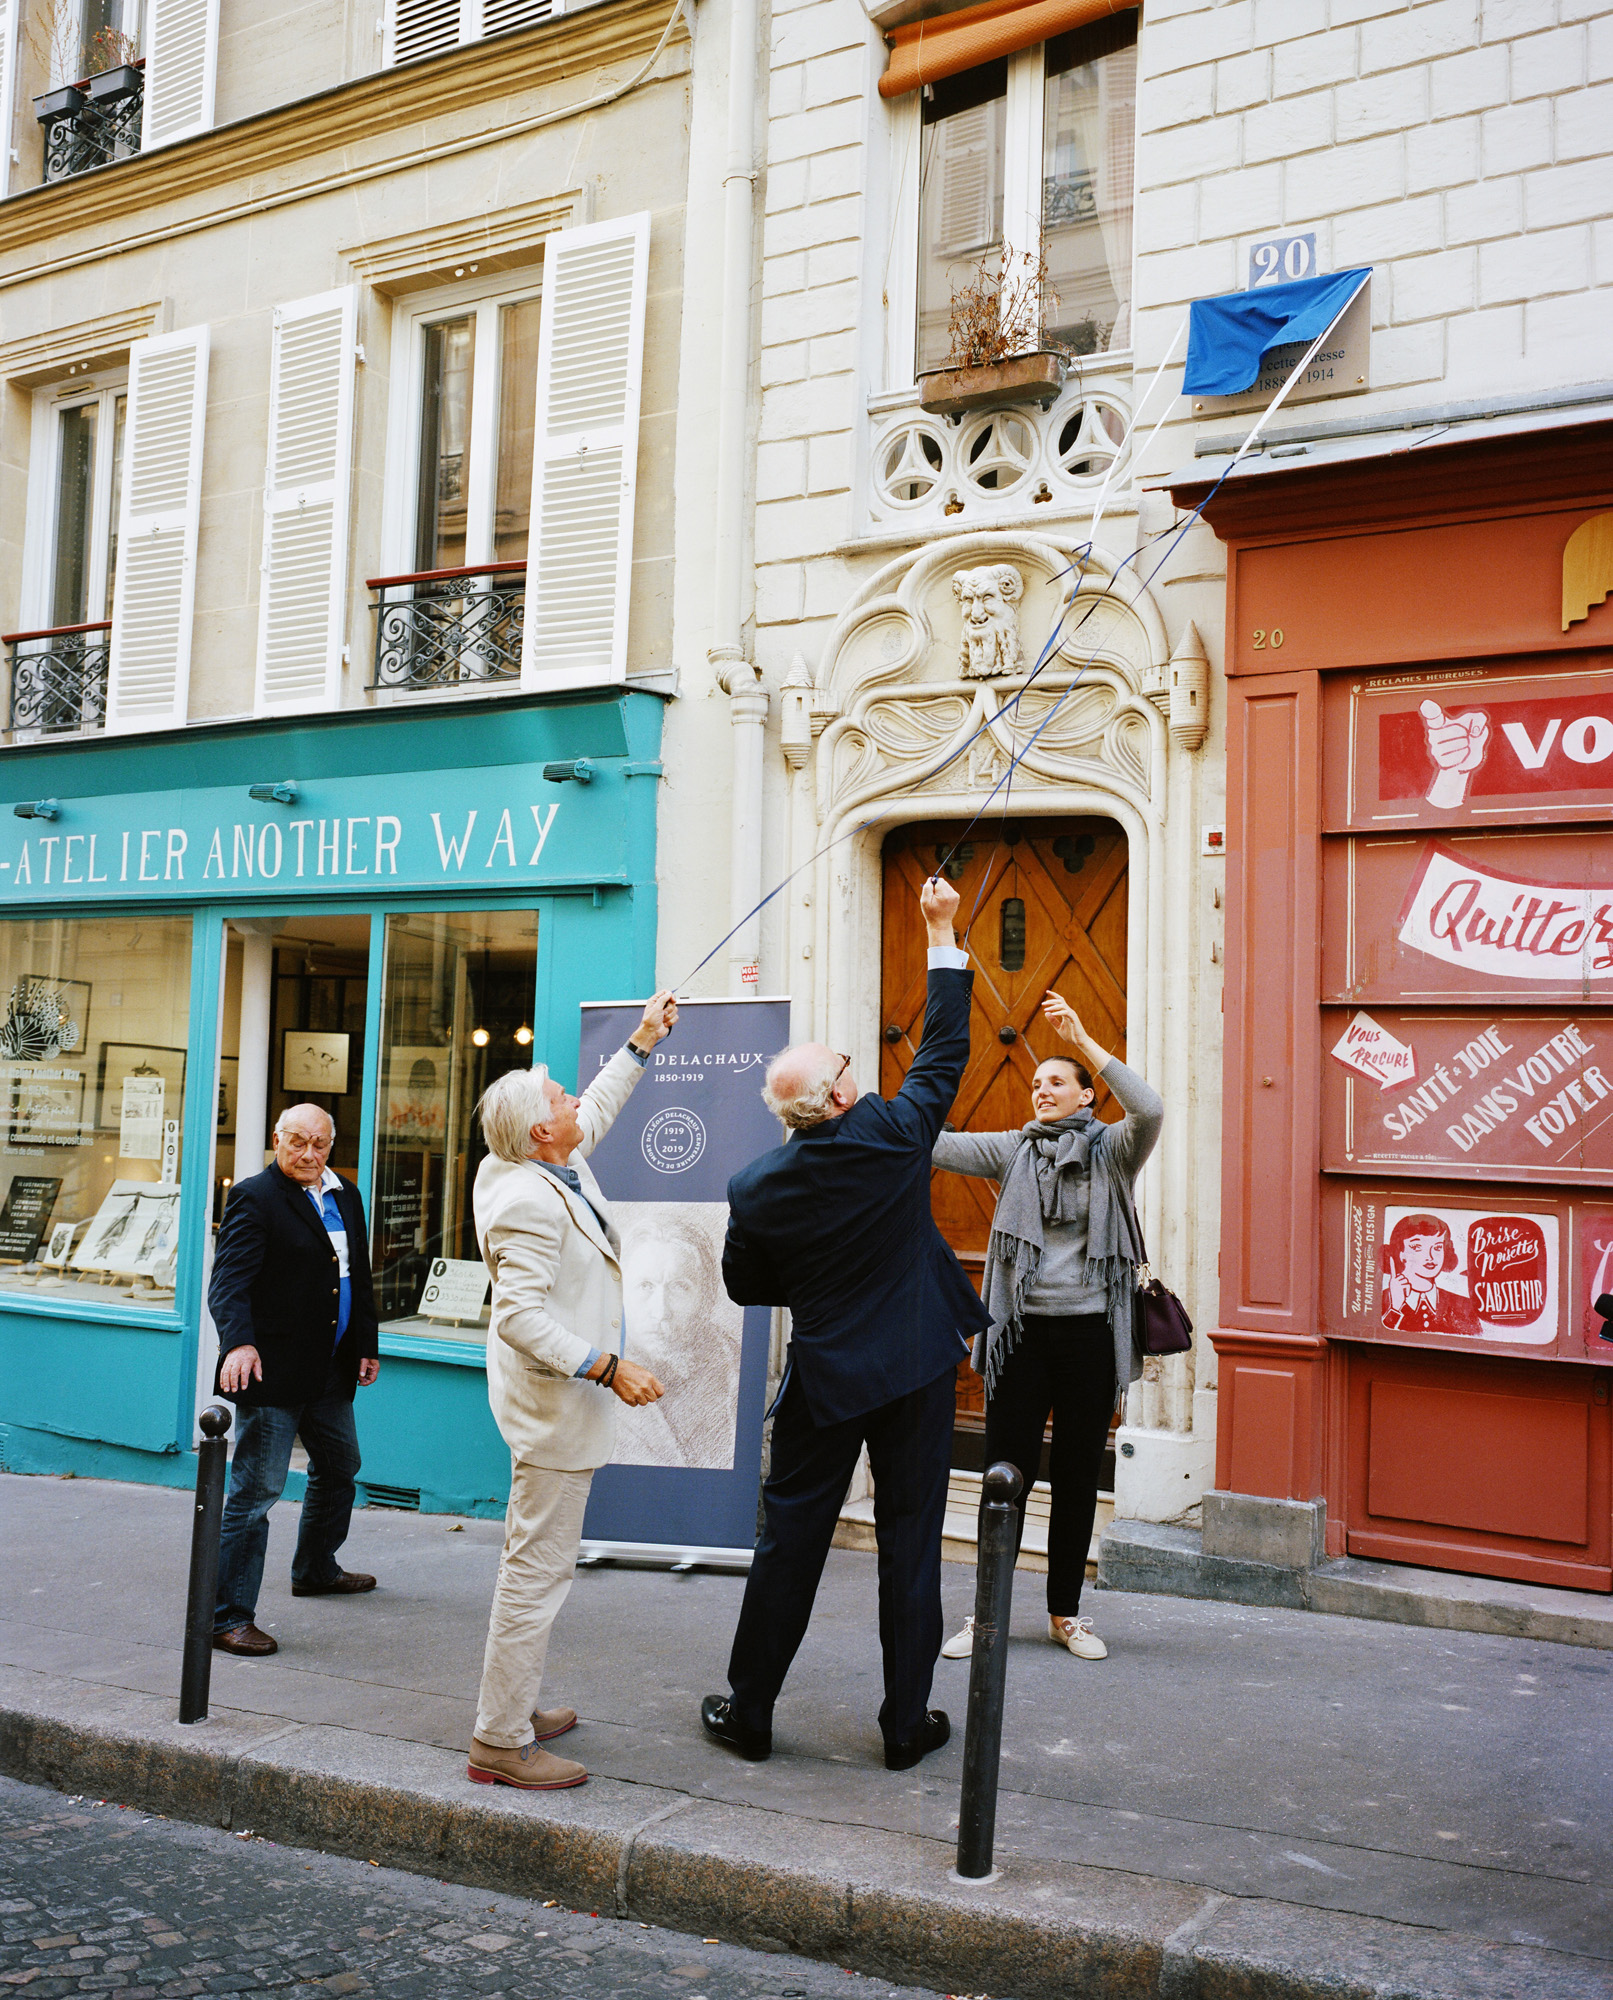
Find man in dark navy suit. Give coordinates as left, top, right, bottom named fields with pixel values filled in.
left=208, top=1104, right=381, bottom=1657
left=703, top=873, right=987, bottom=1770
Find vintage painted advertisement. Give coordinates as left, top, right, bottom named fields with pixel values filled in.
left=1323, top=1009, right=1613, bottom=1182
left=1325, top=1183, right=1613, bottom=1364
left=1326, top=659, right=1613, bottom=832
left=1322, top=829, right=1613, bottom=1004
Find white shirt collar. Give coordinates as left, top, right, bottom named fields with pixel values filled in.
left=304, top=1166, right=343, bottom=1203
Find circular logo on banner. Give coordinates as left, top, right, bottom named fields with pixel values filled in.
left=641, top=1106, right=707, bottom=1174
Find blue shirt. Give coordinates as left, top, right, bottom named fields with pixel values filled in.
left=304, top=1170, right=351, bottom=1350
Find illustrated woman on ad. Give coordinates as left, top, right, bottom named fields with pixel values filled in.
left=1382, top=1213, right=1483, bottom=1338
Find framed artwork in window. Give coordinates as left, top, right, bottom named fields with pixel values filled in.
left=97, top=1043, right=187, bottom=1132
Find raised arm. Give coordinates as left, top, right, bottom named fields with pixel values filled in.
left=887, top=876, right=975, bottom=1147
left=1042, top=992, right=1163, bottom=1174
left=575, top=988, right=678, bottom=1156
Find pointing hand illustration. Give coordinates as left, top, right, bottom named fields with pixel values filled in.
left=1418, top=699, right=1489, bottom=810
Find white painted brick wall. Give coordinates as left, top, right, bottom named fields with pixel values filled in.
left=1134, top=0, right=1613, bottom=419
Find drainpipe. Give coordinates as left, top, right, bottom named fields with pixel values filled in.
left=707, top=0, right=767, bottom=996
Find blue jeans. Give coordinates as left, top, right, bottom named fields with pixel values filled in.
left=214, top=1383, right=361, bottom=1632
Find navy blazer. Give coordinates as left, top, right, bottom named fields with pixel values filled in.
left=723, top=966, right=989, bottom=1426
left=209, top=1164, right=379, bottom=1410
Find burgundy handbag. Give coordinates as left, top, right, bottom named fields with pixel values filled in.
left=1132, top=1243, right=1194, bottom=1356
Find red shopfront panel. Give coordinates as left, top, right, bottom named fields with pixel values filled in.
left=1318, top=659, right=1613, bottom=1582
left=1344, top=1345, right=1611, bottom=1589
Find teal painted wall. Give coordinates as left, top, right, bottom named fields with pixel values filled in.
left=0, top=691, right=663, bottom=1500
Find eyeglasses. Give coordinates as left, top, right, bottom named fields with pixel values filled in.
left=832, top=1054, right=852, bottom=1087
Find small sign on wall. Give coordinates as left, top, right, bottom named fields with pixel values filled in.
left=1193, top=267, right=1370, bottom=418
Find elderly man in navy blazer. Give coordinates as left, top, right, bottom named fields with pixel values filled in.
left=208, top=1103, right=381, bottom=1657
left=703, top=873, right=988, bottom=1771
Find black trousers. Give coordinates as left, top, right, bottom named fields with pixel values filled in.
left=727, top=1365, right=954, bottom=1746
left=984, top=1312, right=1116, bottom=1617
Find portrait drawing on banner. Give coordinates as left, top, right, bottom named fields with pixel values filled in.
left=1381, top=1212, right=1483, bottom=1338
left=612, top=1202, right=744, bottom=1471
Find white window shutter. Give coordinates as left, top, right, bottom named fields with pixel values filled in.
left=0, top=0, right=16, bottom=201
left=521, top=212, right=650, bottom=693
left=141, top=0, right=219, bottom=149
left=386, top=0, right=464, bottom=65
left=106, top=326, right=210, bottom=734
left=254, top=288, right=357, bottom=717
left=480, top=0, right=553, bottom=38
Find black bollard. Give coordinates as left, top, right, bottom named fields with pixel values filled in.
left=179, top=1405, right=232, bottom=1725
left=955, top=1459, right=1022, bottom=1882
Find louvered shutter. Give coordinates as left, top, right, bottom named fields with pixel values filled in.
left=0, top=0, right=16, bottom=200
left=253, top=288, right=357, bottom=717
left=141, top=0, right=218, bottom=148
left=387, top=0, right=463, bottom=65
left=521, top=213, right=650, bottom=693
left=937, top=106, right=996, bottom=253
left=106, top=327, right=210, bottom=734
left=480, top=0, right=553, bottom=37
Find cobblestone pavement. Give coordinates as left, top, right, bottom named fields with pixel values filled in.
left=0, top=1776, right=959, bottom=2000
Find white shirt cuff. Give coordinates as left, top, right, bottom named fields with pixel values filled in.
left=927, top=945, right=969, bottom=970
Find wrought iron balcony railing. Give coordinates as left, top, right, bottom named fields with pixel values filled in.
left=35, top=63, right=144, bottom=184
left=3, top=621, right=111, bottom=739
left=368, top=562, right=526, bottom=694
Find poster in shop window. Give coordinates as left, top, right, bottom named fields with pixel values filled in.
left=573, top=998, right=790, bottom=1559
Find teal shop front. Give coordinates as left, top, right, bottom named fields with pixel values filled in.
left=0, top=691, right=662, bottom=1518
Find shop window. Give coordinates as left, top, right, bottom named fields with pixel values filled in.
left=8, top=381, right=127, bottom=740
left=0, top=914, right=191, bottom=1308
left=370, top=909, right=539, bottom=1333
left=911, top=14, right=1136, bottom=375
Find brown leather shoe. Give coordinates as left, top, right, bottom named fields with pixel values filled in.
left=291, top=1571, right=377, bottom=1597
left=467, top=1737, right=586, bottom=1789
left=533, top=1707, right=577, bottom=1741
left=213, top=1623, right=278, bottom=1656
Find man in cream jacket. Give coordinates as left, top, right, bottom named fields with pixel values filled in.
left=467, top=989, right=677, bottom=1790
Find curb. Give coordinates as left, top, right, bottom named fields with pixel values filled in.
left=3, top=1680, right=1610, bottom=2000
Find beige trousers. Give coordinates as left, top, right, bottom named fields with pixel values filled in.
left=474, top=1459, right=594, bottom=1748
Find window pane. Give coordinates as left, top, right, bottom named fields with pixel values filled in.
left=103, top=393, right=126, bottom=622
left=1042, top=29, right=1136, bottom=356
left=51, top=404, right=97, bottom=629
left=916, top=65, right=1007, bottom=374
left=371, top=909, right=539, bottom=1334
left=0, top=914, right=191, bottom=1308
left=493, top=296, right=541, bottom=564
left=415, top=317, right=475, bottom=573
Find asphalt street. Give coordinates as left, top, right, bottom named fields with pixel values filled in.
left=0, top=1774, right=955, bottom=2000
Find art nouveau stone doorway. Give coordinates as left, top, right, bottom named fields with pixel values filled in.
left=879, top=814, right=1129, bottom=1474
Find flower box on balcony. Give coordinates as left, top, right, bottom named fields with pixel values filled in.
left=33, top=83, right=87, bottom=122
left=917, top=351, right=1067, bottom=418
left=85, top=63, right=142, bottom=103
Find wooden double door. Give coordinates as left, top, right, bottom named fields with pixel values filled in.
left=879, top=817, right=1129, bottom=1465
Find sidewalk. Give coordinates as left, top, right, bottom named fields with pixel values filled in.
left=2, top=1471, right=1609, bottom=2000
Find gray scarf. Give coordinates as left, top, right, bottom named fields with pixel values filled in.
left=980, top=1110, right=1146, bottom=1403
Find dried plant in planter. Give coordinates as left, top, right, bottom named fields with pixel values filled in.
left=85, top=25, right=140, bottom=70
left=941, top=249, right=1063, bottom=370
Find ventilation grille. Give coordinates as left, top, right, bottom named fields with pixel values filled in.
left=363, top=1482, right=421, bottom=1511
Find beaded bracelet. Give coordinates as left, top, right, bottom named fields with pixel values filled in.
left=599, top=1353, right=619, bottom=1388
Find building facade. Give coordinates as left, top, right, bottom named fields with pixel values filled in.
left=2, top=0, right=1611, bottom=1589
left=745, top=0, right=1613, bottom=1577
left=0, top=0, right=760, bottom=1510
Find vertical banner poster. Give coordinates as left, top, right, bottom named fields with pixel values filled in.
left=577, top=997, right=790, bottom=1558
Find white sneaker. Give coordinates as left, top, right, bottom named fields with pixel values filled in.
left=940, top=1617, right=975, bottom=1659
left=1049, top=1614, right=1107, bottom=1660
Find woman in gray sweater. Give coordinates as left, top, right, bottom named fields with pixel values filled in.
left=933, top=992, right=1162, bottom=1663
